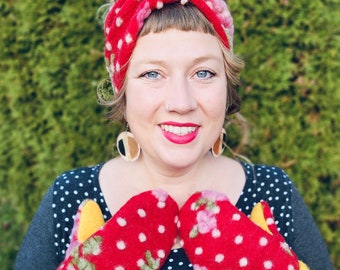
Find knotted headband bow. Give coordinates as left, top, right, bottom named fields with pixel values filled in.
left=104, top=0, right=234, bottom=93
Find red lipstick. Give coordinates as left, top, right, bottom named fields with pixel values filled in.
left=160, top=122, right=199, bottom=144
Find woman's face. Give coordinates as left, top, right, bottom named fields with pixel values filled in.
left=125, top=29, right=227, bottom=170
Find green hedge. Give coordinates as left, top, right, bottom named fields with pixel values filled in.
left=1, top=0, right=339, bottom=269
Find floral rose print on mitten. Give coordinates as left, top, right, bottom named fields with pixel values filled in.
left=179, top=190, right=301, bottom=270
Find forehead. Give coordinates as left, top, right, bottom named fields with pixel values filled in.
left=131, top=29, right=223, bottom=63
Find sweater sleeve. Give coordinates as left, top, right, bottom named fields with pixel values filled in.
left=290, top=183, right=333, bottom=270
left=14, top=185, right=59, bottom=270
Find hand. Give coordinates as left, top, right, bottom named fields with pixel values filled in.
left=57, top=190, right=179, bottom=270
left=178, top=190, right=309, bottom=270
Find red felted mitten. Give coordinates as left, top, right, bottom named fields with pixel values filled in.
left=58, top=190, right=179, bottom=270
left=179, top=190, right=307, bottom=270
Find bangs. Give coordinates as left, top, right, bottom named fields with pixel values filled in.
left=139, top=3, right=216, bottom=36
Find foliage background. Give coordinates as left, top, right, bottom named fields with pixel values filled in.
left=1, top=0, right=339, bottom=269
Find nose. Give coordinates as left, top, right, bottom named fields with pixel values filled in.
left=165, top=76, right=198, bottom=114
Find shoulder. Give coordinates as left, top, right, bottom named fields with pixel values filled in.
left=52, top=163, right=105, bottom=205
left=240, top=162, right=294, bottom=206
left=252, top=164, right=294, bottom=199
left=253, top=164, right=291, bottom=181
left=53, top=163, right=103, bottom=188
left=241, top=162, right=293, bottom=194
left=238, top=162, right=295, bottom=243
left=51, top=163, right=108, bottom=215
left=51, top=163, right=110, bottom=261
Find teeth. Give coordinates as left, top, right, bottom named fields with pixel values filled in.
left=161, top=125, right=197, bottom=135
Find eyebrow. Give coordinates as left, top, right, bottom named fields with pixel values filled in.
left=132, top=55, right=223, bottom=66
left=191, top=55, right=223, bottom=65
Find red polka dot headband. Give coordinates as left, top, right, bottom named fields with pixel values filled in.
left=104, top=0, right=234, bottom=93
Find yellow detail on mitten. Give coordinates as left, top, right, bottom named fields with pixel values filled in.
left=78, top=200, right=105, bottom=243
left=250, top=202, right=273, bottom=235
left=299, top=260, right=310, bottom=270
left=249, top=202, right=310, bottom=270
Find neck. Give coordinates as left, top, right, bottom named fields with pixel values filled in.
left=136, top=154, right=217, bottom=207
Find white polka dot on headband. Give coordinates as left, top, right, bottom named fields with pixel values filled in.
left=104, top=0, right=234, bottom=93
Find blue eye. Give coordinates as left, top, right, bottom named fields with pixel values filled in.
left=196, top=70, right=215, bottom=79
left=141, top=71, right=160, bottom=79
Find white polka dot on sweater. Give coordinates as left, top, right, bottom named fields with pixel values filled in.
left=52, top=163, right=295, bottom=262
left=114, top=266, right=124, bottom=270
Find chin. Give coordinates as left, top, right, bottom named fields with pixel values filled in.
left=159, top=152, right=204, bottom=169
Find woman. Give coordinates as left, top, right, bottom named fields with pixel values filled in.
left=15, top=1, right=332, bottom=269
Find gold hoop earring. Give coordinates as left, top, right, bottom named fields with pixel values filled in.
left=116, top=131, right=141, bottom=162
left=211, top=128, right=227, bottom=157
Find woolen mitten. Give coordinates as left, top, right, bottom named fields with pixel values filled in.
left=179, top=190, right=303, bottom=270
left=58, top=190, right=179, bottom=270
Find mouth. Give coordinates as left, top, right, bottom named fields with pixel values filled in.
left=159, top=122, right=200, bottom=144
left=160, top=124, right=198, bottom=136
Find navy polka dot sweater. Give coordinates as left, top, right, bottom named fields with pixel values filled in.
left=53, top=162, right=294, bottom=265
left=15, top=161, right=333, bottom=270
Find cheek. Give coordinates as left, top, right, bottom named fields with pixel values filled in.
left=125, top=87, right=162, bottom=124
left=125, top=94, right=143, bottom=124
left=201, top=88, right=227, bottom=118
left=125, top=88, right=140, bottom=124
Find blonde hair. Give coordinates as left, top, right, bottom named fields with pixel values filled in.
left=98, top=2, right=244, bottom=124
